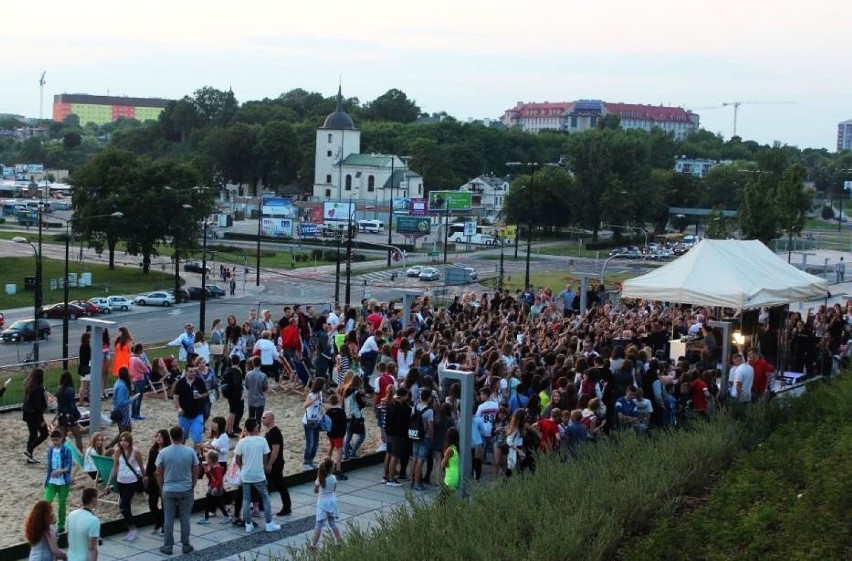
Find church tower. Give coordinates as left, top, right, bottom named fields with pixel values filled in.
left=313, top=85, right=361, bottom=200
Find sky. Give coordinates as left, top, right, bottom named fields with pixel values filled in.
left=3, top=0, right=850, bottom=150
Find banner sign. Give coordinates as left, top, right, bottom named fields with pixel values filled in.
left=393, top=197, right=411, bottom=212
left=310, top=206, right=324, bottom=224
left=299, top=223, right=318, bottom=237
left=410, top=198, right=428, bottom=215
left=323, top=201, right=356, bottom=221
left=428, top=191, right=472, bottom=212
left=261, top=197, right=295, bottom=217
left=260, top=217, right=293, bottom=237
left=396, top=216, right=432, bottom=235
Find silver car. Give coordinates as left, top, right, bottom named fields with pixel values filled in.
left=88, top=297, right=112, bottom=314
left=106, top=296, right=134, bottom=311
left=406, top=265, right=423, bottom=277
left=135, top=291, right=175, bottom=307
left=419, top=267, right=440, bottom=281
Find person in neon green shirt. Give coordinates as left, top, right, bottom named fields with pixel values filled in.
left=441, top=427, right=460, bottom=492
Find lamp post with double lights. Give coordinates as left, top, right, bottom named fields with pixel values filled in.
left=54, top=211, right=124, bottom=369
left=12, top=236, right=41, bottom=361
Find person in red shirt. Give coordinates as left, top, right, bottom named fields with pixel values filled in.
left=366, top=306, right=384, bottom=333
left=536, top=408, right=561, bottom=451
left=280, top=316, right=301, bottom=364
left=689, top=370, right=711, bottom=416
left=747, top=349, right=775, bottom=400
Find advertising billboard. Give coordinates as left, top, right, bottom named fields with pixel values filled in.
left=392, top=197, right=411, bottom=212
left=428, top=191, right=472, bottom=212
left=261, top=197, right=295, bottom=217
left=410, top=198, right=427, bottom=215
left=260, top=218, right=293, bottom=237
left=396, top=216, right=432, bottom=235
left=310, top=206, right=324, bottom=224
left=323, top=201, right=356, bottom=222
left=299, top=223, right=318, bottom=237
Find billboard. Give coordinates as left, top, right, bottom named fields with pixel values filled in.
left=260, top=218, right=293, bottom=237
left=299, top=223, right=318, bottom=237
left=392, top=197, right=411, bottom=212
left=410, top=198, right=427, bottom=215
left=261, top=197, right=295, bottom=217
left=396, top=216, right=432, bottom=235
left=428, top=191, right=472, bottom=212
left=323, top=201, right=356, bottom=222
left=310, top=206, right=324, bottom=224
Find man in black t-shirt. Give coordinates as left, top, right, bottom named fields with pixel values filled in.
left=173, top=366, right=208, bottom=449
left=261, top=411, right=291, bottom=516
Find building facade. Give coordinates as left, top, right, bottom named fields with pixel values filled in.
left=501, top=99, right=700, bottom=139
left=53, top=94, right=172, bottom=125
left=457, top=175, right=510, bottom=218
left=837, top=119, right=852, bottom=152
left=674, top=157, right=731, bottom=178
left=311, top=87, right=423, bottom=204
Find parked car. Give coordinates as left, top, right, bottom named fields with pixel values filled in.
left=38, top=303, right=91, bottom=320
left=166, top=288, right=191, bottom=304
left=0, top=312, right=4, bottom=329
left=187, top=286, right=212, bottom=300
left=87, top=297, right=113, bottom=314
left=183, top=260, right=211, bottom=274
left=1, top=319, right=51, bottom=342
left=406, top=265, right=424, bottom=277
left=206, top=285, right=226, bottom=298
left=106, top=296, right=134, bottom=311
left=419, top=267, right=441, bottom=281
left=69, top=300, right=101, bottom=316
left=672, top=244, right=690, bottom=256
left=135, top=291, right=175, bottom=307
left=463, top=267, right=478, bottom=281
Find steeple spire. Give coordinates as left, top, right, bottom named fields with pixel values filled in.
left=336, top=82, right=344, bottom=112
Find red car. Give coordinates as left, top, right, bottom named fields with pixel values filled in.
left=70, top=300, right=101, bottom=316
left=0, top=312, right=4, bottom=329
left=38, top=303, right=91, bottom=320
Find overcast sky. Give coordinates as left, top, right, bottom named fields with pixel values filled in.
left=4, top=0, right=849, bottom=150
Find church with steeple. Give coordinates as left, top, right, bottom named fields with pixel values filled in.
left=312, top=86, right=423, bottom=204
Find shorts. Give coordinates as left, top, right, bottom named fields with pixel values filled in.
left=57, top=411, right=79, bottom=428
left=412, top=439, right=432, bottom=460
left=328, top=437, right=344, bottom=450
left=179, top=414, right=204, bottom=444
left=386, top=435, right=405, bottom=458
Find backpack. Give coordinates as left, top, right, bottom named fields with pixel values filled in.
left=408, top=404, right=426, bottom=441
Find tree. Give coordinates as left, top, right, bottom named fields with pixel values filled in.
left=202, top=123, right=261, bottom=190
left=775, top=163, right=811, bottom=261
left=190, top=87, right=238, bottom=126
left=361, top=89, right=420, bottom=123
left=503, top=166, right=575, bottom=233
left=740, top=179, right=778, bottom=244
left=62, top=131, right=82, bottom=149
left=704, top=207, right=734, bottom=239
left=255, top=120, right=301, bottom=191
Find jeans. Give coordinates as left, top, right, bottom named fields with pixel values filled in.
left=343, top=418, right=365, bottom=459
left=303, top=424, right=320, bottom=464
left=131, top=380, right=146, bottom=418
left=162, top=490, right=194, bottom=549
left=24, top=411, right=49, bottom=454
left=43, top=483, right=69, bottom=529
left=242, top=480, right=272, bottom=525
left=148, top=480, right=163, bottom=529
left=248, top=405, right=264, bottom=425
left=117, top=481, right=137, bottom=526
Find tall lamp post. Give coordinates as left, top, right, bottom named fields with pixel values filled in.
left=387, top=156, right=395, bottom=267
left=12, top=236, right=41, bottom=361
left=506, top=161, right=540, bottom=290
left=345, top=198, right=354, bottom=305
left=56, top=211, right=123, bottom=369
left=201, top=215, right=209, bottom=333
left=497, top=229, right=505, bottom=292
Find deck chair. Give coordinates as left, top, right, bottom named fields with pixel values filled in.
left=66, top=439, right=90, bottom=484
left=278, top=356, right=308, bottom=395
left=90, top=453, right=119, bottom=503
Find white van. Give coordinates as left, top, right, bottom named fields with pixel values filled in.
left=357, top=219, right=385, bottom=233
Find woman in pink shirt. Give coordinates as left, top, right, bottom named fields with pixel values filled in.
left=128, top=344, right=150, bottom=420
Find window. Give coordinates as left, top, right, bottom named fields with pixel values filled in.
left=418, top=183, right=422, bottom=195
left=326, top=174, right=332, bottom=184
left=571, top=116, right=578, bottom=128
left=367, top=175, right=375, bottom=192
left=327, top=134, right=333, bottom=143
left=325, top=189, right=331, bottom=198
left=327, top=150, right=332, bottom=157
left=345, top=174, right=352, bottom=190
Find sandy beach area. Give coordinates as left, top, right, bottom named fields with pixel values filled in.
left=0, top=386, right=380, bottom=548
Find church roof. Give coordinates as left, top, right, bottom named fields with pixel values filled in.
left=340, top=154, right=392, bottom=168
left=321, top=85, right=356, bottom=131
left=382, top=169, right=421, bottom=190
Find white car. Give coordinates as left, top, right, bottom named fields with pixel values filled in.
left=419, top=267, right=440, bottom=281
left=464, top=267, right=478, bottom=281
left=106, top=296, right=134, bottom=311
left=88, top=297, right=112, bottom=314
left=135, top=291, right=175, bottom=307
left=406, top=265, right=424, bottom=277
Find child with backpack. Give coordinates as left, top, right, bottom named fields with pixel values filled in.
left=325, top=395, right=348, bottom=480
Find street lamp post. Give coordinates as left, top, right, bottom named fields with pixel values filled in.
left=334, top=230, right=343, bottom=306
left=256, top=197, right=262, bottom=286
left=200, top=216, right=208, bottom=333
left=12, top=236, right=40, bottom=361
left=498, top=230, right=505, bottom=292
left=506, top=161, right=540, bottom=289
left=345, top=198, right=354, bottom=305
left=387, top=156, right=395, bottom=267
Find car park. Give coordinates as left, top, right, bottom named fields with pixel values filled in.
left=1, top=319, right=51, bottom=342
left=106, top=296, right=134, bottom=311
left=135, top=291, right=175, bottom=307
left=70, top=300, right=101, bottom=315
left=187, top=286, right=212, bottom=300
left=87, top=297, right=112, bottom=314
left=406, top=265, right=423, bottom=277
left=38, top=302, right=90, bottom=320
left=419, top=267, right=440, bottom=281
left=183, top=260, right=211, bottom=274
left=206, top=285, right=226, bottom=297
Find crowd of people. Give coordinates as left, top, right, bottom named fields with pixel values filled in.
left=18, top=287, right=852, bottom=559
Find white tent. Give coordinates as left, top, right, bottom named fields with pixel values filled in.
left=621, top=239, right=830, bottom=309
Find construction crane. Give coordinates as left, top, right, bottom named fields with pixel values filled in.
left=721, top=100, right=794, bottom=137
left=38, top=71, right=46, bottom=120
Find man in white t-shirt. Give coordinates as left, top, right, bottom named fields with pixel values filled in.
left=475, top=387, right=499, bottom=463
left=66, top=488, right=100, bottom=561
left=235, top=419, right=280, bottom=534
left=729, top=354, right=754, bottom=402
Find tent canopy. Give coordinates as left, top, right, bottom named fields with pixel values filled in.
left=620, top=239, right=830, bottom=309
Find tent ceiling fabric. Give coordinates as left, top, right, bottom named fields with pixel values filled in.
left=620, top=239, right=830, bottom=309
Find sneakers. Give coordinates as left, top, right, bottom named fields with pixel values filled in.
left=197, top=517, right=210, bottom=524
left=265, top=522, right=281, bottom=532
left=334, top=471, right=349, bottom=481
left=23, top=451, right=39, bottom=464
left=385, top=479, right=402, bottom=487
left=219, top=516, right=233, bottom=525
left=182, top=545, right=194, bottom=554
left=131, top=415, right=146, bottom=421
left=123, top=529, right=138, bottom=541
left=375, top=442, right=387, bottom=453
left=245, top=522, right=255, bottom=533
left=303, top=464, right=314, bottom=471
left=381, top=476, right=389, bottom=484
left=159, top=546, right=173, bottom=555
